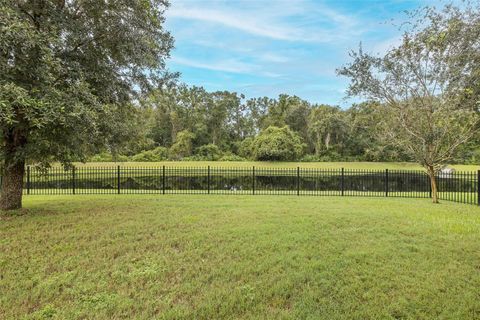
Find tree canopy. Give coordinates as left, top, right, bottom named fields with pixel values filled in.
left=121, top=87, right=423, bottom=163
left=251, top=126, right=305, bottom=161
left=0, top=0, right=175, bottom=209
left=338, top=3, right=480, bottom=202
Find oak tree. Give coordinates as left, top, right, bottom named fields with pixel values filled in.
left=0, top=0, right=175, bottom=209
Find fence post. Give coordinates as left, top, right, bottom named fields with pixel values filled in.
left=162, top=166, right=166, bottom=195
left=252, top=166, right=255, bottom=195
left=117, top=165, right=121, bottom=194
left=72, top=166, right=76, bottom=195
left=477, top=170, right=480, bottom=206
left=27, top=165, right=30, bottom=195
left=341, top=168, right=345, bottom=196
left=207, top=166, right=210, bottom=194
left=385, top=169, right=389, bottom=197
left=297, top=167, right=300, bottom=196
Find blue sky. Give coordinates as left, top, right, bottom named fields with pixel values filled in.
left=164, top=0, right=432, bottom=106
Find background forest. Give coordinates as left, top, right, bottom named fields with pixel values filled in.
left=94, top=85, right=480, bottom=164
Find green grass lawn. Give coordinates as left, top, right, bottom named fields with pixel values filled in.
left=2, top=196, right=480, bottom=319
left=72, top=161, right=480, bottom=171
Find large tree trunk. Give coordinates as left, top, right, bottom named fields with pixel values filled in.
left=0, top=129, right=27, bottom=211
left=426, top=166, right=439, bottom=204
left=0, top=158, right=25, bottom=210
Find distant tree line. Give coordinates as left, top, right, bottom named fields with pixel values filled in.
left=90, top=85, right=480, bottom=163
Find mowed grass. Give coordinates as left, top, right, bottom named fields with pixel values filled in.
left=73, top=161, right=480, bottom=171
left=1, top=196, right=480, bottom=319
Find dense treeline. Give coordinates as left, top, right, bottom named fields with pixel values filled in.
left=92, top=84, right=479, bottom=163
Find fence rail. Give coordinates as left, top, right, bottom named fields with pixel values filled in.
left=1, top=166, right=479, bottom=206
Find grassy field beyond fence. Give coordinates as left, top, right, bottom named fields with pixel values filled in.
left=71, top=161, right=480, bottom=171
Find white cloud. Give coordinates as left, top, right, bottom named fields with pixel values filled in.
left=168, top=6, right=298, bottom=41
left=171, top=56, right=283, bottom=78
left=171, top=56, right=254, bottom=74
left=167, top=0, right=364, bottom=43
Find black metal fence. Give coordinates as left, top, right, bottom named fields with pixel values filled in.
left=3, top=166, right=477, bottom=206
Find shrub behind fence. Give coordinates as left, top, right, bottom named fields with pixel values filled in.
left=2, top=166, right=476, bottom=206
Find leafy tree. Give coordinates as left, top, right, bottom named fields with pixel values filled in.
left=308, top=105, right=347, bottom=156
left=218, top=153, right=246, bottom=162
left=261, top=95, right=308, bottom=130
left=226, top=93, right=249, bottom=140
left=144, top=87, right=257, bottom=153
left=131, top=147, right=168, bottom=162
left=143, top=89, right=177, bottom=147
left=237, top=137, right=255, bottom=159
left=338, top=3, right=480, bottom=202
left=454, top=131, right=480, bottom=164
left=169, top=130, right=195, bottom=160
left=195, top=144, right=223, bottom=161
left=117, top=106, right=156, bottom=156
left=206, top=92, right=231, bottom=146
left=252, top=126, right=305, bottom=161
left=245, top=97, right=270, bottom=133
left=284, top=98, right=311, bottom=149
left=344, top=102, right=409, bottom=161
left=178, top=86, right=210, bottom=147
left=261, top=95, right=287, bottom=128
left=0, top=0, right=174, bottom=209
